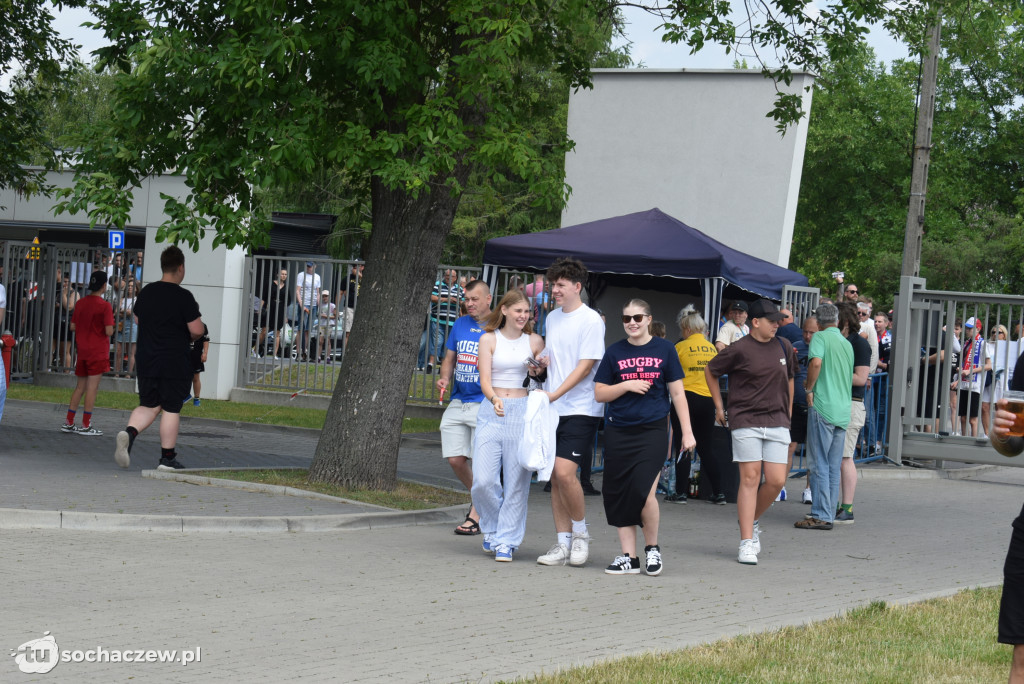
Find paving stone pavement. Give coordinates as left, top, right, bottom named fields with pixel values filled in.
left=0, top=400, right=455, bottom=519
left=1, top=398, right=1023, bottom=682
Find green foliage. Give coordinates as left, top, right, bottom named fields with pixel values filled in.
left=791, top=4, right=1024, bottom=309
left=23, top=62, right=117, bottom=166
left=249, top=9, right=630, bottom=265
left=650, top=0, right=931, bottom=129
left=56, top=0, right=620, bottom=252
left=0, top=0, right=84, bottom=195
left=790, top=44, right=916, bottom=300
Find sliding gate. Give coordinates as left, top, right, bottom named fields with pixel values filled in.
left=888, top=276, right=1024, bottom=467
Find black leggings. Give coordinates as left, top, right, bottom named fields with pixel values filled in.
left=671, top=392, right=724, bottom=498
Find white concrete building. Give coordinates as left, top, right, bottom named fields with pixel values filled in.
left=563, top=68, right=814, bottom=268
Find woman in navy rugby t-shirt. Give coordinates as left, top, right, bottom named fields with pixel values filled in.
left=594, top=299, right=695, bottom=577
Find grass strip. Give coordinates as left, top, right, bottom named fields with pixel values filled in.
left=189, top=469, right=468, bottom=510
left=5, top=383, right=440, bottom=433
left=517, top=587, right=1008, bottom=683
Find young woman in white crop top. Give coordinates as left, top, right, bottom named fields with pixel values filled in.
left=472, top=290, right=545, bottom=562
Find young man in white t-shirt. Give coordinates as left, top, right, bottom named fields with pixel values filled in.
left=536, top=258, right=606, bottom=567
left=294, top=261, right=322, bottom=362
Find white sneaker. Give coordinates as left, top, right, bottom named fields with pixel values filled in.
left=569, top=532, right=590, bottom=566
left=77, top=426, right=103, bottom=436
left=537, top=543, right=569, bottom=566
left=752, top=521, right=762, bottom=554
left=60, top=423, right=77, bottom=433
left=114, top=430, right=131, bottom=469
left=738, top=539, right=758, bottom=565
left=801, top=488, right=812, bottom=504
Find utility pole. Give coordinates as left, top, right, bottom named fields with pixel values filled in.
left=901, top=9, right=943, bottom=277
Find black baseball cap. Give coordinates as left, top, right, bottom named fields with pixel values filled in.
left=748, top=299, right=785, bottom=322
left=87, top=271, right=107, bottom=292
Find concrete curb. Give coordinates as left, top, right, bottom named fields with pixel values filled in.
left=142, top=470, right=396, bottom=511
left=858, top=467, right=939, bottom=480
left=0, top=505, right=467, bottom=533
left=3, top=399, right=443, bottom=447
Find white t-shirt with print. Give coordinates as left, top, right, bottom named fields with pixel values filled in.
left=860, top=320, right=879, bottom=374
left=296, top=272, right=322, bottom=307
left=543, top=304, right=606, bottom=417
left=717, top=320, right=744, bottom=347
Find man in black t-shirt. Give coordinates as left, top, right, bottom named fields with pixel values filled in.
left=113, top=246, right=204, bottom=471
left=991, top=351, right=1024, bottom=684
left=337, top=263, right=363, bottom=347
left=837, top=303, right=871, bottom=524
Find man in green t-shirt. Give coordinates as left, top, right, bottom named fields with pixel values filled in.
left=796, top=302, right=853, bottom=530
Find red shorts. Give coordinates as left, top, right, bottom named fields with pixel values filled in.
left=75, top=357, right=110, bottom=377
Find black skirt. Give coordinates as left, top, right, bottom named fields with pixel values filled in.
left=602, top=419, right=668, bottom=528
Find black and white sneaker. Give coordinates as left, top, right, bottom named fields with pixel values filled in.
left=157, top=458, right=187, bottom=471
left=60, top=423, right=78, bottom=433
left=604, top=554, right=641, bottom=575
left=644, top=545, right=663, bottom=576
left=76, top=426, right=103, bottom=436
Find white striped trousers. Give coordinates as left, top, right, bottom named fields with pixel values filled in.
left=471, top=396, right=533, bottom=548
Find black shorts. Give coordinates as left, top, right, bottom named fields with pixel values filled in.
left=137, top=375, right=192, bottom=414
left=958, top=389, right=982, bottom=418
left=555, top=415, right=601, bottom=465
left=1000, top=511, right=1024, bottom=644
left=790, top=405, right=808, bottom=444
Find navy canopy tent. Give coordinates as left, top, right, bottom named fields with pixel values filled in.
left=482, top=208, right=809, bottom=320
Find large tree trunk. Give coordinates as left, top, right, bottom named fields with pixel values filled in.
left=309, top=174, right=466, bottom=489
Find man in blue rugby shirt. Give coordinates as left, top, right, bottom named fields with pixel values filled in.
left=436, top=280, right=492, bottom=536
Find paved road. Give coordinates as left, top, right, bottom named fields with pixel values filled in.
left=1, top=399, right=1021, bottom=682
left=0, top=399, right=456, bottom=520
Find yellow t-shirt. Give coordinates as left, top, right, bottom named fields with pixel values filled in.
left=675, top=333, right=718, bottom=397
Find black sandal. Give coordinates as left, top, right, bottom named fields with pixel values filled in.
left=454, top=515, right=481, bottom=536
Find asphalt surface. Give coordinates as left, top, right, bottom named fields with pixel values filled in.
left=2, top=397, right=1022, bottom=682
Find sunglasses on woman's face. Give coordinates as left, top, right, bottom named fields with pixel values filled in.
left=621, top=314, right=648, bottom=324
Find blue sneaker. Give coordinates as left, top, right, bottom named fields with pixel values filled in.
left=183, top=395, right=192, bottom=405
left=775, top=486, right=787, bottom=502
left=193, top=398, right=201, bottom=407
left=482, top=539, right=494, bottom=555
left=494, top=544, right=513, bottom=562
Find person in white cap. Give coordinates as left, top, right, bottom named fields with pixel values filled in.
left=316, top=289, right=338, bottom=362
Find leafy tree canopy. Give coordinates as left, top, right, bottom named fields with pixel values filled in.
left=791, top=1, right=1024, bottom=312
left=56, top=0, right=620, bottom=251
left=0, top=0, right=84, bottom=194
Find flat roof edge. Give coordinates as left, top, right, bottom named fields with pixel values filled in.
left=590, top=68, right=816, bottom=77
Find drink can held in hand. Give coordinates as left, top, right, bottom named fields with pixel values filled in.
left=1005, top=390, right=1024, bottom=438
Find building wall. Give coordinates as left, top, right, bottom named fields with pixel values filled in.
left=563, top=69, right=814, bottom=268
left=592, top=287, right=704, bottom=348
left=1, top=170, right=246, bottom=400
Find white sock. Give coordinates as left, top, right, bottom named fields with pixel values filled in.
left=571, top=519, right=587, bottom=535
left=557, top=532, right=572, bottom=548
